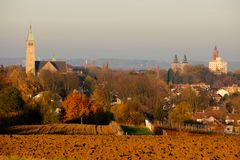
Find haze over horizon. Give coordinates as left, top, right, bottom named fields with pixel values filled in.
left=0, top=0, right=239, bottom=62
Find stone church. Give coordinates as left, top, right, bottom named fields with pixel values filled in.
left=171, top=54, right=190, bottom=73
left=25, top=25, right=67, bottom=75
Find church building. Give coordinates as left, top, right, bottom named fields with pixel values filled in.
left=25, top=26, right=67, bottom=75
left=208, top=46, right=227, bottom=74
left=171, top=54, right=190, bottom=73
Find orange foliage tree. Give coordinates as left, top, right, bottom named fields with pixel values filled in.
left=62, top=91, right=93, bottom=122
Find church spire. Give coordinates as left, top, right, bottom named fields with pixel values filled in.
left=27, top=25, right=34, bottom=41
left=182, top=54, right=188, bottom=63
left=212, top=45, right=219, bottom=60
left=173, top=54, right=179, bottom=63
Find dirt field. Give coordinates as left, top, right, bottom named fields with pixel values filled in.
left=0, top=134, right=240, bottom=160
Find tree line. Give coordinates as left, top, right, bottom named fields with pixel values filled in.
left=0, top=64, right=240, bottom=127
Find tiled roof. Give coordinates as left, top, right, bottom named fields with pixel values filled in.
left=193, top=107, right=240, bottom=122
left=193, top=106, right=229, bottom=120
left=35, top=60, right=67, bottom=73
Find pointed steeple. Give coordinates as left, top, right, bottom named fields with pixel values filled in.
left=173, top=54, right=179, bottom=63
left=26, top=25, right=36, bottom=75
left=212, top=45, right=219, bottom=60
left=182, top=54, right=188, bottom=63
left=27, top=25, right=34, bottom=41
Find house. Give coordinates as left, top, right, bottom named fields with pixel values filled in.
left=225, top=114, right=240, bottom=126
left=217, top=89, right=229, bottom=97
left=193, top=106, right=240, bottom=133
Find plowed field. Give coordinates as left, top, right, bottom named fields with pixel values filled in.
left=0, top=134, right=240, bottom=160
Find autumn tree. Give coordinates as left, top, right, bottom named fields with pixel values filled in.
left=39, top=70, right=79, bottom=98
left=19, top=74, right=42, bottom=102
left=0, top=86, right=24, bottom=115
left=83, top=75, right=96, bottom=97
left=33, top=91, right=62, bottom=124
left=62, top=91, right=92, bottom=122
left=39, top=70, right=62, bottom=94
left=168, top=102, right=192, bottom=126
left=6, top=65, right=26, bottom=87
left=91, top=87, right=108, bottom=111
left=0, top=65, right=8, bottom=90
left=180, top=86, right=199, bottom=112
left=61, top=73, right=79, bottom=97
left=111, top=98, right=145, bottom=125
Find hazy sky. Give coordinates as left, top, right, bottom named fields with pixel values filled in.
left=0, top=0, right=239, bottom=62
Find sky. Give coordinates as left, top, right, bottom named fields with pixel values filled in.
left=0, top=0, right=240, bottom=62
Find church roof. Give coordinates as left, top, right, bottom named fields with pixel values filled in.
left=35, top=60, right=67, bottom=73
left=27, top=25, right=34, bottom=41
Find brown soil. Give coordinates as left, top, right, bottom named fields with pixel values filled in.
left=0, top=134, right=239, bottom=160
left=0, top=123, right=122, bottom=135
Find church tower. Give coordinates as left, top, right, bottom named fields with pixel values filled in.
left=171, top=54, right=179, bottom=72
left=212, top=46, right=219, bottom=60
left=26, top=25, right=36, bottom=75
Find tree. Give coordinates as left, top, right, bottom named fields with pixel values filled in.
left=180, top=87, right=199, bottom=112
left=33, top=91, right=62, bottom=124
left=225, top=95, right=240, bottom=113
left=61, top=73, right=79, bottom=97
left=168, top=102, right=192, bottom=126
left=6, top=66, right=26, bottom=87
left=83, top=75, right=96, bottom=97
left=111, top=98, right=145, bottom=125
left=19, top=74, right=42, bottom=102
left=0, top=65, right=8, bottom=90
left=39, top=70, right=79, bottom=98
left=0, top=86, right=24, bottom=114
left=91, top=87, right=108, bottom=111
left=61, top=91, right=91, bottom=122
left=38, top=70, right=62, bottom=94
left=167, top=68, right=174, bottom=84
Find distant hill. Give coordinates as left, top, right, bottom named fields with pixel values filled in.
left=0, top=57, right=239, bottom=71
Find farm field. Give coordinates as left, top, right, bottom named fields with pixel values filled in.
left=0, top=133, right=240, bottom=160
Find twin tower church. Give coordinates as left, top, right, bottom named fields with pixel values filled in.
left=25, top=25, right=67, bottom=75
